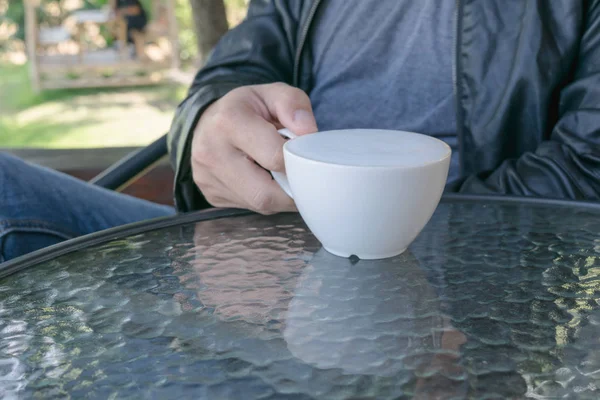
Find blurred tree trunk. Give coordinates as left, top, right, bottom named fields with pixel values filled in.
left=189, top=0, right=229, bottom=66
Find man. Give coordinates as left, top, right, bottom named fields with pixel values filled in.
left=169, top=0, right=600, bottom=214
left=110, top=0, right=148, bottom=59
left=1, top=0, right=599, bottom=262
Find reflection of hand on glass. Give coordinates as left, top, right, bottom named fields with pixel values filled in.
left=412, top=323, right=467, bottom=398
left=174, top=218, right=316, bottom=323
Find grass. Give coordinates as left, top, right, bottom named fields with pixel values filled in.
left=0, top=62, right=188, bottom=148
left=0, top=0, right=251, bottom=148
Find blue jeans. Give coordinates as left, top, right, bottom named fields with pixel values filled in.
left=0, top=152, right=176, bottom=263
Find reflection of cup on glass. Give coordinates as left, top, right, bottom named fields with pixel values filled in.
left=271, top=129, right=451, bottom=259
left=283, top=249, right=463, bottom=379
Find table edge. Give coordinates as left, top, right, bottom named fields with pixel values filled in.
left=0, top=208, right=254, bottom=280
left=1, top=194, right=598, bottom=280
left=442, top=193, right=600, bottom=210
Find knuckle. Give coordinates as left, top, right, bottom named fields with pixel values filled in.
left=277, top=87, right=297, bottom=102
left=198, top=185, right=225, bottom=208
left=259, top=160, right=277, bottom=173
left=249, top=190, right=275, bottom=214
left=211, top=109, right=234, bottom=131
left=192, top=141, right=218, bottom=169
left=204, top=193, right=222, bottom=207
left=192, top=168, right=210, bottom=190
left=261, top=148, right=283, bottom=172
left=277, top=87, right=309, bottom=109
left=230, top=85, right=252, bottom=97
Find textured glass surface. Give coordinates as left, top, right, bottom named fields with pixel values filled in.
left=1, top=200, right=600, bottom=399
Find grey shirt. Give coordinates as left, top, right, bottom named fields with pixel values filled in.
left=309, top=0, right=460, bottom=183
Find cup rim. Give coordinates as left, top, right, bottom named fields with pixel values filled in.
left=283, top=129, right=452, bottom=170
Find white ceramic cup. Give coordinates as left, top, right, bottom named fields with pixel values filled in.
left=271, top=128, right=451, bottom=259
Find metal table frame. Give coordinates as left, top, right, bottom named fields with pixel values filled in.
left=1, top=194, right=599, bottom=280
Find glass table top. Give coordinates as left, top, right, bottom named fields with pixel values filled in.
left=1, top=197, right=600, bottom=399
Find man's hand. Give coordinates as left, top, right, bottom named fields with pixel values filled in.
left=191, top=82, right=318, bottom=214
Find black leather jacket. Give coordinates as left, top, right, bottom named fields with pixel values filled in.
left=168, top=0, right=600, bottom=212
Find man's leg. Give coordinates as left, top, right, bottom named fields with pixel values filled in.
left=0, top=152, right=176, bottom=262
left=130, top=29, right=148, bottom=61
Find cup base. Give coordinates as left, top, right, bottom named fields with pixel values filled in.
left=323, top=246, right=407, bottom=260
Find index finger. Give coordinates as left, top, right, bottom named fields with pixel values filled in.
left=221, top=148, right=297, bottom=214
left=229, top=112, right=288, bottom=173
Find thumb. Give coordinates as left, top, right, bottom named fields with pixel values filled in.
left=254, top=82, right=318, bottom=135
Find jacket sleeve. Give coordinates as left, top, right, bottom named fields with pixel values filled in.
left=459, top=4, right=600, bottom=200
left=167, top=0, right=299, bottom=212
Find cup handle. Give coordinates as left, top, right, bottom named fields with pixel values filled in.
left=271, top=128, right=297, bottom=199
